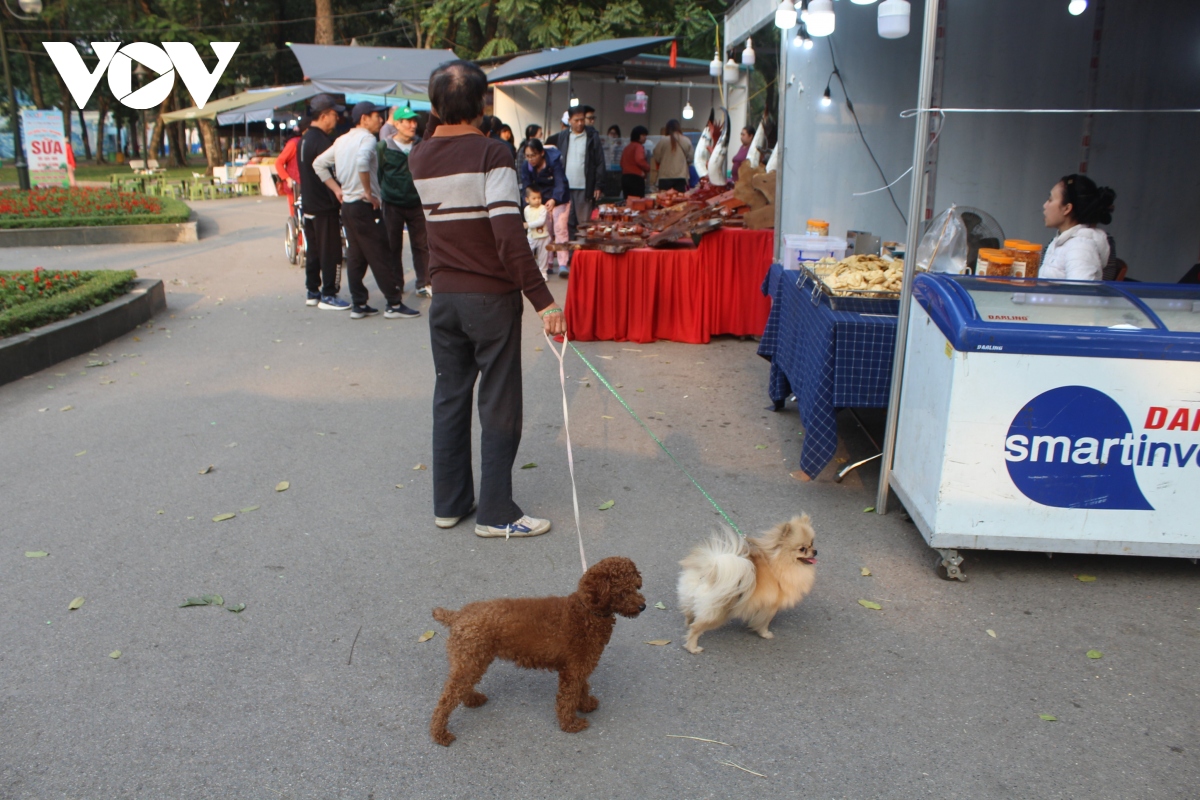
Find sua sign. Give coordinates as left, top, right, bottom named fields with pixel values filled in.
left=43, top=42, right=239, bottom=111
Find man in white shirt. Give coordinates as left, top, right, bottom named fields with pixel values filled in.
left=551, top=107, right=605, bottom=277
left=313, top=101, right=419, bottom=319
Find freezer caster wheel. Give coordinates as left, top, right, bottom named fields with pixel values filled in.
left=935, top=549, right=966, bottom=582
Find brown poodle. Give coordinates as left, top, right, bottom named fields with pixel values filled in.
left=429, top=556, right=645, bottom=746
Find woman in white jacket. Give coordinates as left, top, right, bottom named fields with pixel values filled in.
left=1040, top=174, right=1117, bottom=280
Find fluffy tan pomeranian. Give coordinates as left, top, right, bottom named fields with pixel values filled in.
left=677, top=515, right=817, bottom=654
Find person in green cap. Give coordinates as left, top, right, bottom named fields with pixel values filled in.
left=378, top=104, right=431, bottom=297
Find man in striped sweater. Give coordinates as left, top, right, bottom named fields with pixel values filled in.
left=409, top=60, right=567, bottom=539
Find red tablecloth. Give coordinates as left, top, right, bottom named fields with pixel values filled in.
left=564, top=228, right=775, bottom=344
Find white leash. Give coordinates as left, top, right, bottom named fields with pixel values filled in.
left=543, top=330, right=588, bottom=574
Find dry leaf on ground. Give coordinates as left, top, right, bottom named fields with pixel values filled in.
left=644, top=639, right=671, bottom=646
left=212, top=513, right=236, bottom=522
left=198, top=465, right=214, bottom=475
left=598, top=500, right=615, bottom=510
left=858, top=600, right=882, bottom=610
left=275, top=481, right=289, bottom=492
left=418, top=630, right=436, bottom=642
left=861, top=567, right=871, bottom=576
left=68, top=597, right=85, bottom=610
left=25, top=551, right=48, bottom=558
left=109, top=650, right=121, bottom=659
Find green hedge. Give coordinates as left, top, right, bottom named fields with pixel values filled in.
left=0, top=198, right=191, bottom=229
left=0, top=270, right=137, bottom=338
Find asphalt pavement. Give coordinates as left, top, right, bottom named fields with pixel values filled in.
left=0, top=196, right=1196, bottom=799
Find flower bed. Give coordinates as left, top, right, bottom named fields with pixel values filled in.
left=0, top=267, right=137, bottom=337
left=0, top=187, right=190, bottom=229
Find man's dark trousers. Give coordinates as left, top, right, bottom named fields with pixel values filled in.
left=303, top=213, right=341, bottom=296
left=382, top=200, right=430, bottom=289
left=341, top=200, right=403, bottom=307
left=429, top=291, right=524, bottom=527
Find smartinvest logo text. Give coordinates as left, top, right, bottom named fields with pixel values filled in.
left=43, top=41, right=239, bottom=111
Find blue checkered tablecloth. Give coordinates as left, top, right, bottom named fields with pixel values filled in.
left=758, top=263, right=898, bottom=477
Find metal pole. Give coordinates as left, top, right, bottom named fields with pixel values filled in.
left=875, top=0, right=940, bottom=515
left=772, top=25, right=789, bottom=262
left=0, top=17, right=30, bottom=190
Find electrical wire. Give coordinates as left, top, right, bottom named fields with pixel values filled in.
left=6, top=6, right=397, bottom=35
left=827, top=38, right=906, bottom=226
left=852, top=110, right=944, bottom=196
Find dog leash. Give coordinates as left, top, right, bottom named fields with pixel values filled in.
left=543, top=330, right=589, bottom=574
left=544, top=331, right=744, bottom=541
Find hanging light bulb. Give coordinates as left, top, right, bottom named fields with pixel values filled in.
left=803, top=33, right=814, bottom=49
left=683, top=102, right=694, bottom=120
left=774, top=0, right=798, bottom=30
left=792, top=32, right=804, bottom=47
left=18, top=0, right=42, bottom=13
left=821, top=86, right=832, bottom=107
left=851, top=0, right=875, bottom=4
left=266, top=119, right=275, bottom=130
left=878, top=0, right=910, bottom=38
left=799, top=1, right=808, bottom=24
left=569, top=96, right=580, bottom=108
left=806, top=0, right=835, bottom=36
left=709, top=52, right=722, bottom=77
left=1068, top=0, right=1087, bottom=14
left=723, top=58, right=740, bottom=85
left=742, top=38, right=756, bottom=67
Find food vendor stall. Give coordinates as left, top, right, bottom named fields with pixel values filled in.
left=891, top=273, right=1200, bottom=579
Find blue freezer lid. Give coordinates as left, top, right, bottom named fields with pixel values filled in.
left=912, top=273, right=1200, bottom=361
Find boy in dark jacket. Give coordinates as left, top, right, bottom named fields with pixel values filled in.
left=378, top=104, right=431, bottom=296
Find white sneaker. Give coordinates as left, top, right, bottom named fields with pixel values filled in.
left=475, top=515, right=551, bottom=539
left=435, top=502, right=476, bottom=529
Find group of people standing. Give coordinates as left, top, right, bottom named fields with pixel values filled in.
left=515, top=105, right=606, bottom=280
left=275, top=94, right=428, bottom=319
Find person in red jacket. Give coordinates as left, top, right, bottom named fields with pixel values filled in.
left=619, top=125, right=650, bottom=198
left=274, top=119, right=308, bottom=213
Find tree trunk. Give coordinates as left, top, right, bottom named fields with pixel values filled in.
left=78, top=108, right=93, bottom=159
left=198, top=118, right=222, bottom=174
left=14, top=32, right=44, bottom=108
left=128, top=120, right=140, bottom=159
left=148, top=94, right=170, bottom=160
left=95, top=97, right=109, bottom=163
left=315, top=0, right=335, bottom=44
left=195, top=121, right=207, bottom=161
left=167, top=87, right=187, bottom=166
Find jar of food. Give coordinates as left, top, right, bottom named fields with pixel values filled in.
left=1008, top=240, right=1043, bottom=278
left=975, top=247, right=1001, bottom=276
left=806, top=219, right=830, bottom=236
left=984, top=253, right=1015, bottom=277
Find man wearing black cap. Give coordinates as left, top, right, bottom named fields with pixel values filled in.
left=313, top=100, right=419, bottom=320
left=298, top=94, right=350, bottom=310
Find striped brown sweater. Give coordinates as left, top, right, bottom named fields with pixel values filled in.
left=408, top=125, right=554, bottom=310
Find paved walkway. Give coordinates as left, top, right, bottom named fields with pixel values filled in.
left=1, top=197, right=1196, bottom=798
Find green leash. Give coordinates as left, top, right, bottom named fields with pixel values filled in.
left=567, top=342, right=745, bottom=539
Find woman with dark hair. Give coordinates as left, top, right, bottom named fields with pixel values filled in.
left=607, top=125, right=621, bottom=139
left=1040, top=173, right=1117, bottom=281
left=498, top=123, right=517, bottom=159
left=731, top=126, right=754, bottom=182
left=620, top=125, right=651, bottom=198
left=516, top=123, right=543, bottom=174
left=650, top=119, right=693, bottom=193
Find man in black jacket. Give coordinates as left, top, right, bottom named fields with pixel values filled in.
left=298, top=94, right=350, bottom=310
left=551, top=106, right=605, bottom=277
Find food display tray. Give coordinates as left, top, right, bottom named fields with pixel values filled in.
left=795, top=263, right=901, bottom=314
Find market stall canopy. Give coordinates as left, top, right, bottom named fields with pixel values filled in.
left=161, top=85, right=304, bottom=122
left=215, top=84, right=321, bottom=125
left=485, top=36, right=675, bottom=84
left=289, top=43, right=457, bottom=96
